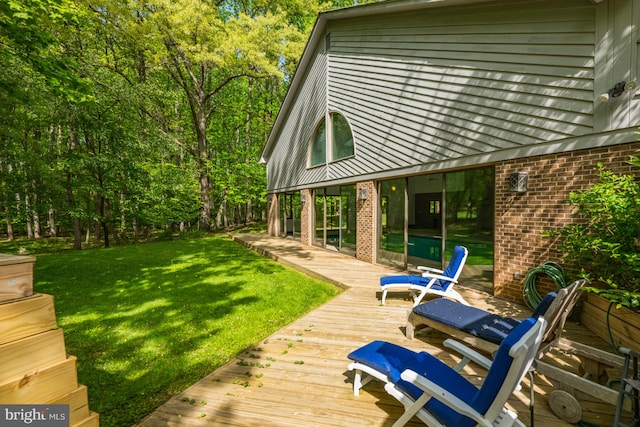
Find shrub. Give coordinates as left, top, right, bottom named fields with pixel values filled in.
left=550, top=157, right=640, bottom=309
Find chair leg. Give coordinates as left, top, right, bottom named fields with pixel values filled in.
left=412, top=289, right=428, bottom=307
left=353, top=369, right=363, bottom=396
left=381, top=289, right=388, bottom=305
left=391, top=389, right=432, bottom=427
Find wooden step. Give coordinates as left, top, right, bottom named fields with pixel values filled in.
left=0, top=356, right=78, bottom=404
left=73, top=411, right=99, bottom=427
left=0, top=328, right=67, bottom=384
left=0, top=254, right=35, bottom=302
left=50, top=384, right=91, bottom=425
left=0, top=293, right=57, bottom=346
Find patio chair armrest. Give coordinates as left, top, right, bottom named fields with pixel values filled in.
left=399, top=369, right=493, bottom=427
left=418, top=272, right=459, bottom=284
left=444, top=338, right=492, bottom=371
left=417, top=266, right=443, bottom=274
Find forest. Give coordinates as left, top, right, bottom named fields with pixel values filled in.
left=0, top=0, right=371, bottom=248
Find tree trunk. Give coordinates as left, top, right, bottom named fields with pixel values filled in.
left=215, top=189, right=228, bottom=229
left=198, top=171, right=212, bottom=231
left=24, top=193, right=34, bottom=239
left=31, top=188, right=41, bottom=239
left=99, top=195, right=109, bottom=248
left=48, top=207, right=57, bottom=237
left=66, top=126, right=82, bottom=250
left=85, top=222, right=91, bottom=245
left=33, top=209, right=41, bottom=239
left=4, top=202, right=14, bottom=241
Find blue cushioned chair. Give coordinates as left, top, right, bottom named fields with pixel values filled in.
left=380, top=245, right=469, bottom=307
left=347, top=317, right=546, bottom=427
left=405, top=279, right=586, bottom=355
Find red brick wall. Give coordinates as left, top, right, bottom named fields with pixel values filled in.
left=300, top=189, right=311, bottom=245
left=267, top=193, right=279, bottom=236
left=494, top=141, right=640, bottom=302
left=356, top=181, right=376, bottom=263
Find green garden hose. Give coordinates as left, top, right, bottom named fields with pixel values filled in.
left=522, top=261, right=567, bottom=309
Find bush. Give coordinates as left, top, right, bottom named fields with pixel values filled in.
left=550, top=157, right=640, bottom=308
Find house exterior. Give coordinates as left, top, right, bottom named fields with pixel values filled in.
left=260, top=0, right=640, bottom=303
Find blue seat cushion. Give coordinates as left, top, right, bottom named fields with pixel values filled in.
left=380, top=275, right=428, bottom=286
left=348, top=341, right=422, bottom=379
left=348, top=340, right=480, bottom=426
left=412, top=299, right=518, bottom=344
left=412, top=292, right=556, bottom=345
left=531, top=291, right=557, bottom=318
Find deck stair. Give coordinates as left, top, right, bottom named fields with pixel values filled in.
left=0, top=254, right=99, bottom=426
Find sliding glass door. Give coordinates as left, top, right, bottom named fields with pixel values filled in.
left=444, top=169, right=494, bottom=288
left=279, top=192, right=301, bottom=240
left=312, top=185, right=356, bottom=256
left=378, top=167, right=494, bottom=290
left=377, top=178, right=407, bottom=269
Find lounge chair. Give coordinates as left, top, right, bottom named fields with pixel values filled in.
left=405, top=279, right=587, bottom=355
left=347, top=316, right=546, bottom=427
left=380, top=245, right=469, bottom=307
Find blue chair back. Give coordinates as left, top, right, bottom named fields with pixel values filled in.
left=438, top=245, right=467, bottom=290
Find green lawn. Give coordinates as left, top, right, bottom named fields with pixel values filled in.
left=16, top=235, right=340, bottom=426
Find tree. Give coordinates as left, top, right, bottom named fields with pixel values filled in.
left=0, top=0, right=88, bottom=100
left=0, top=0, right=377, bottom=243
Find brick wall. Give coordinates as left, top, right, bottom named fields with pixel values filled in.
left=300, top=189, right=311, bottom=245
left=267, top=193, right=279, bottom=236
left=356, top=181, right=376, bottom=263
left=494, top=141, right=640, bottom=302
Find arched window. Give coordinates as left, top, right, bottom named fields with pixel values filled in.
left=308, top=112, right=354, bottom=168
left=330, top=112, right=354, bottom=161
left=309, top=120, right=326, bottom=167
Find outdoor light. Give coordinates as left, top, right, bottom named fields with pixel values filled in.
left=358, top=187, right=368, bottom=200
left=509, top=172, right=528, bottom=193
left=599, top=80, right=638, bottom=103
left=300, top=194, right=306, bottom=204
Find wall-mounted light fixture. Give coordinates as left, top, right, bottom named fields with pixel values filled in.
left=300, top=193, right=306, bottom=204
left=358, top=187, right=368, bottom=200
left=598, top=80, right=638, bottom=103
left=509, top=172, right=528, bottom=193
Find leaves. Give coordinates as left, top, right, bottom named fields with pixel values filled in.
left=553, top=160, right=640, bottom=303
left=0, top=0, right=375, bottom=241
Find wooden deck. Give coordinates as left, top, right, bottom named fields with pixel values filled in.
left=138, top=233, right=621, bottom=427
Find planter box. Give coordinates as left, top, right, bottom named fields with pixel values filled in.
left=580, top=292, right=640, bottom=353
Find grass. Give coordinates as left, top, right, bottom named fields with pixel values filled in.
left=12, top=235, right=340, bottom=426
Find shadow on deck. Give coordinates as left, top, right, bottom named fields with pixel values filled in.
left=138, top=233, right=622, bottom=427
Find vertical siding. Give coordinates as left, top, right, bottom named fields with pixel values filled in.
left=325, top=0, right=596, bottom=180
left=593, top=0, right=640, bottom=131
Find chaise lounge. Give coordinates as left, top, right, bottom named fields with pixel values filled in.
left=405, top=279, right=587, bottom=355
left=347, top=317, right=546, bottom=426
left=380, top=245, right=469, bottom=307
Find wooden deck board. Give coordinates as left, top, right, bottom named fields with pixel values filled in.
left=138, top=233, right=622, bottom=427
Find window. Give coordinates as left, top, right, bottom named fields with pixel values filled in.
left=377, top=168, right=495, bottom=291
left=330, top=113, right=354, bottom=161
left=308, top=112, right=354, bottom=167
left=309, top=120, right=326, bottom=167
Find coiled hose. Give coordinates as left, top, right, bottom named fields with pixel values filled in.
left=522, top=261, right=567, bottom=309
